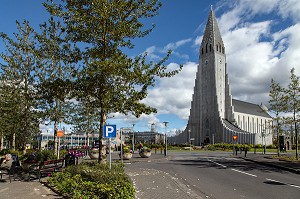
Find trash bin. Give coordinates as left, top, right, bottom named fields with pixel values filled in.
left=65, top=154, right=76, bottom=167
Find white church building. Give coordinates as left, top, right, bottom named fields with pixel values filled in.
left=170, top=9, right=273, bottom=146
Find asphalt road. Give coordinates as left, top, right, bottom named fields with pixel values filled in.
left=126, top=152, right=300, bottom=199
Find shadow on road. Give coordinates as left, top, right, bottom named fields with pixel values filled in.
left=168, top=158, right=290, bottom=175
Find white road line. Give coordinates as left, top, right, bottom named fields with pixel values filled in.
left=0, top=188, right=9, bottom=193
left=208, top=159, right=257, bottom=177
left=231, top=169, right=257, bottom=177
left=208, top=159, right=227, bottom=168
left=266, top=178, right=300, bottom=189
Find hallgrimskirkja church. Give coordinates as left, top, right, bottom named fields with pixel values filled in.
left=170, top=9, right=273, bottom=146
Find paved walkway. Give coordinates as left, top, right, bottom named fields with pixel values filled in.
left=0, top=151, right=299, bottom=198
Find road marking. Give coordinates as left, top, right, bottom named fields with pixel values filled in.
left=266, top=178, right=300, bottom=189
left=208, top=159, right=227, bottom=168
left=208, top=158, right=257, bottom=177
left=0, top=188, right=9, bottom=193
left=231, top=169, right=257, bottom=177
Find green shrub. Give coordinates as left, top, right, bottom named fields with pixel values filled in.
left=48, top=162, right=135, bottom=198
left=37, top=150, right=56, bottom=161
left=266, top=144, right=277, bottom=149
left=0, top=149, right=13, bottom=156
left=206, top=145, right=216, bottom=151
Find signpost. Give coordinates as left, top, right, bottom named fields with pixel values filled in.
left=57, top=130, right=64, bottom=159
left=103, top=125, right=117, bottom=169
left=232, top=135, right=238, bottom=155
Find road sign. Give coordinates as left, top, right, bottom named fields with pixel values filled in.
left=103, top=125, right=117, bottom=138
left=190, top=138, right=195, bottom=141
left=232, top=135, right=238, bottom=140
left=57, top=130, right=64, bottom=138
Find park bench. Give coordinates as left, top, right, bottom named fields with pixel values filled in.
left=28, top=159, right=64, bottom=181
left=0, top=154, right=22, bottom=183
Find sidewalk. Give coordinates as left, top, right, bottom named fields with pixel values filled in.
left=0, top=177, right=62, bottom=199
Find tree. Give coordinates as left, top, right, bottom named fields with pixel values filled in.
left=268, top=78, right=287, bottom=156
left=35, top=17, right=80, bottom=156
left=44, top=0, right=182, bottom=162
left=65, top=98, right=100, bottom=147
left=285, top=68, right=300, bottom=159
left=0, top=20, right=41, bottom=150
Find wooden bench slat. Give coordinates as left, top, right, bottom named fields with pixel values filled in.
left=28, top=159, right=64, bottom=181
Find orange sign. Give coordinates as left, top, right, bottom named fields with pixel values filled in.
left=57, top=130, right=64, bottom=138
left=232, top=135, right=238, bottom=140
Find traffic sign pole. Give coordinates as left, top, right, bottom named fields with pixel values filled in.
left=232, top=135, right=238, bottom=155
left=103, top=125, right=116, bottom=169
left=109, top=138, right=112, bottom=169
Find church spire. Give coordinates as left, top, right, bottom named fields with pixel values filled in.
left=200, top=8, right=224, bottom=55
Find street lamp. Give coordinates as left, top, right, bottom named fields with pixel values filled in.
left=163, top=122, right=169, bottom=156
left=132, top=124, right=135, bottom=153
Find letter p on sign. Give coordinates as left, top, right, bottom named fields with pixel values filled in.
left=103, top=125, right=117, bottom=138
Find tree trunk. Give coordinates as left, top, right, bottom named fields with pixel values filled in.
left=54, top=120, right=58, bottom=158
left=295, top=122, right=298, bottom=160
left=12, top=132, right=16, bottom=151
left=98, top=111, right=107, bottom=163
left=0, top=133, right=3, bottom=150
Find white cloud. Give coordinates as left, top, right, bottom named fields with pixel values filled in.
left=194, top=36, right=202, bottom=47
left=144, top=46, right=161, bottom=60
left=278, top=0, right=300, bottom=22
left=143, top=62, right=197, bottom=119
left=162, top=38, right=192, bottom=52
left=215, top=0, right=300, bottom=106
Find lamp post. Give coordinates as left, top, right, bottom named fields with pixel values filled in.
left=163, top=122, right=169, bottom=156
left=132, top=124, right=135, bottom=153
left=120, top=128, right=124, bottom=163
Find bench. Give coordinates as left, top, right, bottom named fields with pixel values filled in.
left=0, top=160, right=21, bottom=183
left=28, top=159, right=64, bottom=181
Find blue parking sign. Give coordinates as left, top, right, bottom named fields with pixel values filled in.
left=103, top=125, right=117, bottom=138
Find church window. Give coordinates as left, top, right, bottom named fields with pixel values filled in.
left=222, top=47, right=225, bottom=54
left=219, top=44, right=222, bottom=52
left=248, top=117, right=250, bottom=131
left=206, top=43, right=208, bottom=53
left=216, top=44, right=218, bottom=51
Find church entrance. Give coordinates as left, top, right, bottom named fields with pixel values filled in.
left=204, top=137, right=210, bottom=145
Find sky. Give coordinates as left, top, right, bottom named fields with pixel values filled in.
left=1, top=0, right=300, bottom=136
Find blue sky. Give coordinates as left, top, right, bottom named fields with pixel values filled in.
left=1, top=0, right=300, bottom=136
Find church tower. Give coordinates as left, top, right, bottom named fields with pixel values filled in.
left=187, top=9, right=234, bottom=145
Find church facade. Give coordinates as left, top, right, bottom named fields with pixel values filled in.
left=170, top=10, right=273, bottom=146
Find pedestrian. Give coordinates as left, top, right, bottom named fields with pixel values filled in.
left=139, top=142, right=143, bottom=152
left=0, top=154, right=13, bottom=170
